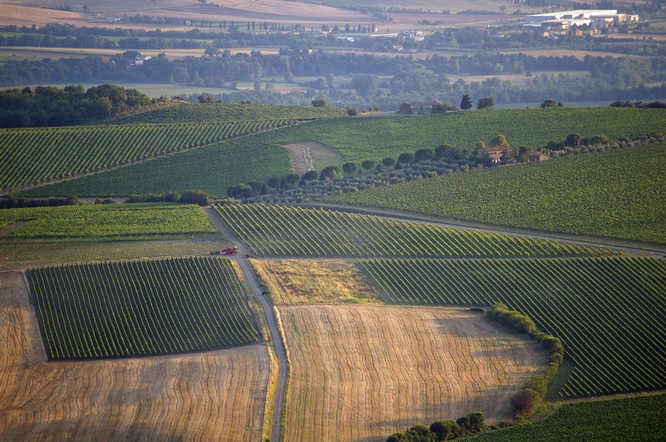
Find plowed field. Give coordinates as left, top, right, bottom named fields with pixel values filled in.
left=0, top=271, right=270, bottom=441
left=280, top=305, right=548, bottom=441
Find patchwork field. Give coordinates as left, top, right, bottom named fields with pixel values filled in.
left=280, top=305, right=548, bottom=441
left=0, top=271, right=270, bottom=441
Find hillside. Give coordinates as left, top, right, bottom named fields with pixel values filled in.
left=328, top=143, right=666, bottom=244
left=19, top=107, right=666, bottom=199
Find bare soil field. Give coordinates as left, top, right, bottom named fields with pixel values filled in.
left=282, top=141, right=343, bottom=175
left=280, top=305, right=548, bottom=441
left=0, top=271, right=271, bottom=441
left=252, top=259, right=379, bottom=304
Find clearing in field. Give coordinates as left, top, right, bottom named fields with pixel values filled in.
left=280, top=305, right=548, bottom=441
left=251, top=259, right=379, bottom=304
left=0, top=271, right=270, bottom=441
left=283, top=141, right=343, bottom=174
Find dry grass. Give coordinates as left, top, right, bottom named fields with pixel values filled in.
left=251, top=259, right=379, bottom=305
left=280, top=305, right=548, bottom=441
left=0, top=5, right=86, bottom=28
left=0, top=271, right=271, bottom=441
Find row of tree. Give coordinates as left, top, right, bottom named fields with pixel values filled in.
left=387, top=412, right=486, bottom=441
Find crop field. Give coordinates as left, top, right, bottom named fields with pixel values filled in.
left=26, top=257, right=260, bottom=359
left=21, top=132, right=293, bottom=198
left=106, top=102, right=346, bottom=125
left=467, top=394, right=666, bottom=442
left=0, top=120, right=297, bottom=192
left=0, top=271, right=270, bottom=442
left=251, top=259, right=379, bottom=304
left=216, top=204, right=609, bottom=258
left=0, top=203, right=215, bottom=240
left=359, top=257, right=666, bottom=398
left=281, top=108, right=666, bottom=164
left=280, top=305, right=548, bottom=441
left=329, top=143, right=666, bottom=244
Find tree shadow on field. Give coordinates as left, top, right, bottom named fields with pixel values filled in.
left=0, top=420, right=185, bottom=441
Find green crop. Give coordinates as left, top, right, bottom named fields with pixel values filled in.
left=26, top=257, right=260, bottom=359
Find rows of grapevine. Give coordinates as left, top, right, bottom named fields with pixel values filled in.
left=216, top=204, right=609, bottom=258
left=0, top=120, right=297, bottom=191
left=2, top=203, right=215, bottom=239
left=26, top=257, right=260, bottom=359
left=330, top=143, right=666, bottom=245
left=359, top=257, right=666, bottom=398
left=106, top=102, right=346, bottom=125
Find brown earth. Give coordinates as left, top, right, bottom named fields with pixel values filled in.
left=280, top=305, right=548, bottom=441
left=283, top=140, right=342, bottom=175
left=0, top=270, right=271, bottom=441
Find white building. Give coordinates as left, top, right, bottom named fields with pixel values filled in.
left=524, top=10, right=638, bottom=29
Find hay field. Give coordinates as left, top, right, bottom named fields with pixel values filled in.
left=252, top=259, right=379, bottom=304
left=280, top=305, right=548, bottom=441
left=0, top=5, right=86, bottom=28
left=0, top=271, right=270, bottom=441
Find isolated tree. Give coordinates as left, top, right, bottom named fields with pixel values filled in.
left=541, top=98, right=563, bottom=108
left=477, top=97, right=495, bottom=110
left=301, top=170, right=319, bottom=184
left=319, top=165, right=341, bottom=180
left=382, top=157, right=396, bottom=167
left=565, top=133, right=582, bottom=147
left=398, top=152, right=414, bottom=164
left=490, top=133, right=509, bottom=147
left=460, top=94, right=473, bottom=110
left=361, top=160, right=375, bottom=170
left=414, top=148, right=434, bottom=161
left=311, top=98, right=327, bottom=107
left=284, top=173, right=301, bottom=187
left=342, top=162, right=358, bottom=174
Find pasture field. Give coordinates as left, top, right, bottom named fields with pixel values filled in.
left=466, top=394, right=666, bottom=442
left=22, top=107, right=666, bottom=199
left=0, top=120, right=297, bottom=192
left=216, top=204, right=610, bottom=258
left=250, top=259, right=379, bottom=304
left=280, top=305, right=548, bottom=441
left=359, top=257, right=666, bottom=398
left=329, top=143, right=666, bottom=244
left=0, top=203, right=215, bottom=240
left=106, top=102, right=346, bottom=125
left=0, top=271, right=270, bottom=442
left=26, top=257, right=260, bottom=359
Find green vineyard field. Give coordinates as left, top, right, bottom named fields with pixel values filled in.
left=359, top=257, right=666, bottom=398
left=467, top=394, right=666, bottom=441
left=0, top=119, right=297, bottom=191
left=329, top=143, right=666, bottom=244
left=0, top=203, right=215, bottom=239
left=216, top=204, right=609, bottom=258
left=105, top=102, right=346, bottom=125
left=26, top=257, right=260, bottom=359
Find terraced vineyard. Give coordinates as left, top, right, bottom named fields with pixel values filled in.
left=359, top=257, right=666, bottom=398
left=1, top=203, right=215, bottom=239
left=216, top=204, right=608, bottom=258
left=0, top=120, right=297, bottom=191
left=26, top=257, right=260, bottom=359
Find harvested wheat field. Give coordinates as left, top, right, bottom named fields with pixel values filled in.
left=252, top=259, right=378, bottom=304
left=280, top=305, right=548, bottom=442
left=0, top=271, right=270, bottom=442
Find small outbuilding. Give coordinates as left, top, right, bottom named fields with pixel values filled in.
left=398, top=101, right=442, bottom=115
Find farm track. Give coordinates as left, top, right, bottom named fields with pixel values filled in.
left=205, top=207, right=288, bottom=442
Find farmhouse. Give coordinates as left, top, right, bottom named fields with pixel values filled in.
left=527, top=152, right=549, bottom=162
left=398, top=101, right=441, bottom=115
left=476, top=145, right=514, bottom=164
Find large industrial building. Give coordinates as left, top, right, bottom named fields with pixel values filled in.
left=524, top=10, right=639, bottom=29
